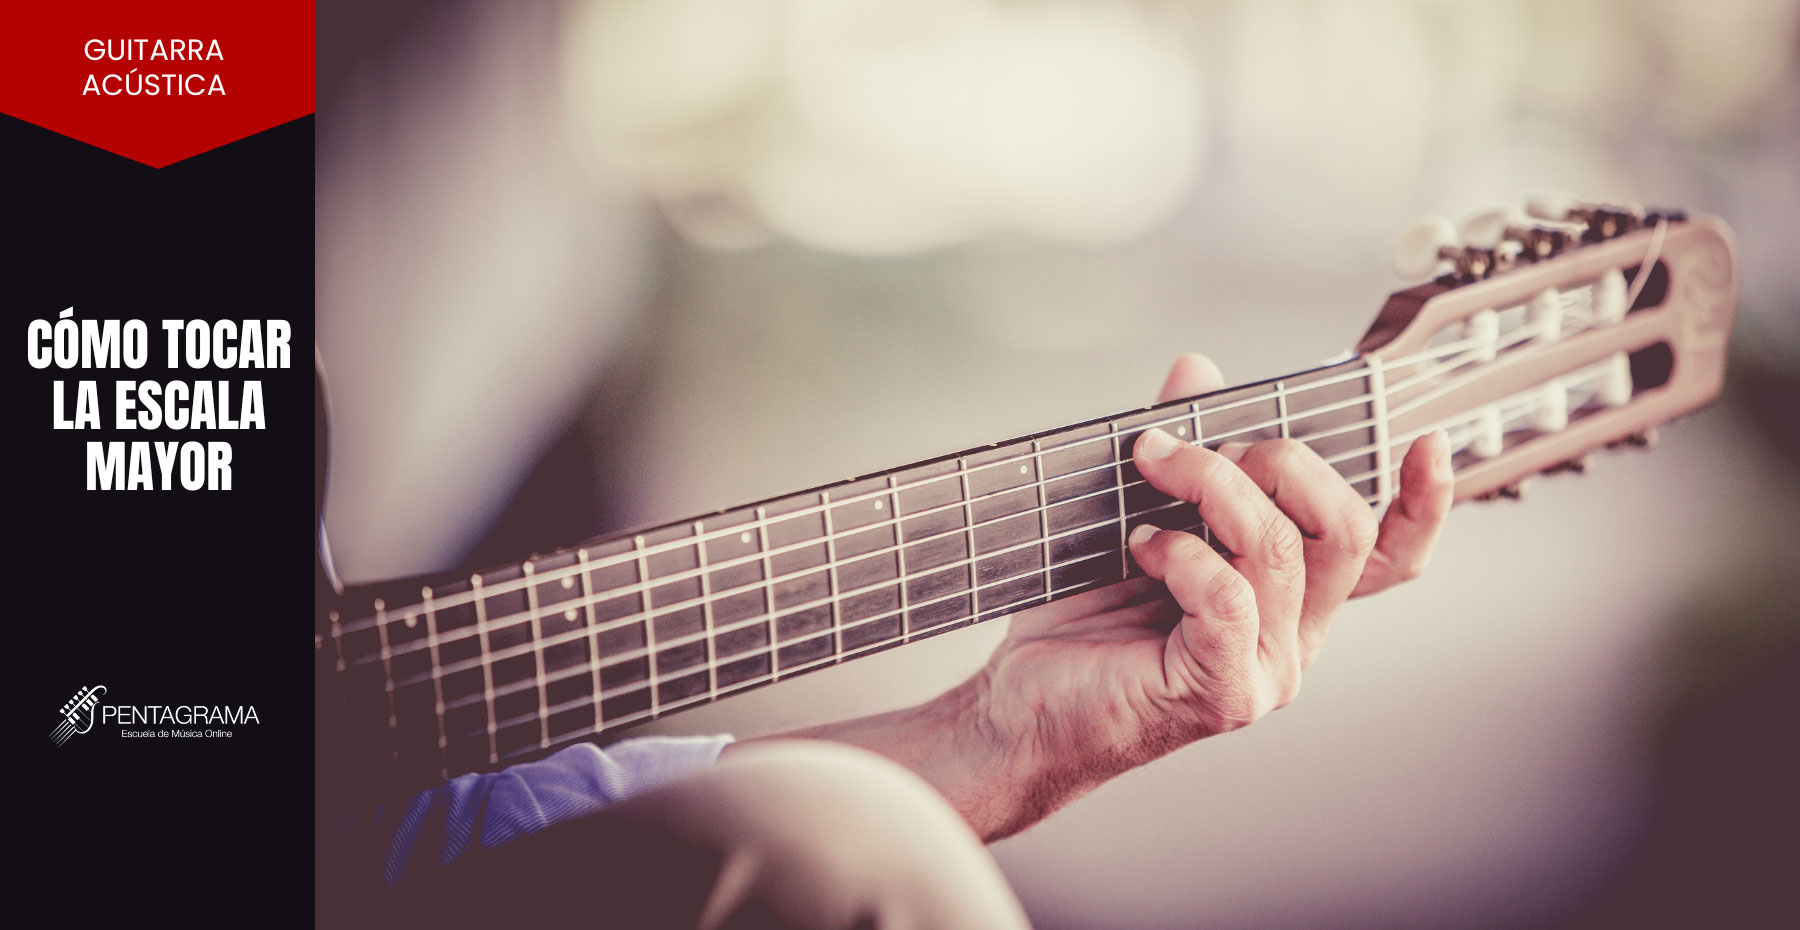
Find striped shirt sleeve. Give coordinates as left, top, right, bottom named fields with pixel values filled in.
left=361, top=734, right=734, bottom=890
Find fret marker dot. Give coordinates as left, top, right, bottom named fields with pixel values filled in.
left=564, top=608, right=578, bottom=621
left=1019, top=465, right=1028, bottom=474
left=1177, top=426, right=1187, bottom=437
left=561, top=576, right=574, bottom=589
left=739, top=531, right=752, bottom=544
left=873, top=500, right=884, bottom=510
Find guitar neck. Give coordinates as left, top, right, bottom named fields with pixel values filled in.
left=316, top=208, right=1741, bottom=802
left=320, top=356, right=1397, bottom=785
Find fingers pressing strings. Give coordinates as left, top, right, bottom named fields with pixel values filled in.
left=1215, top=438, right=1378, bottom=667
left=1132, top=428, right=1306, bottom=675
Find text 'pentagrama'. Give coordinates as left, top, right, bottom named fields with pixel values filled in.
left=26, top=309, right=293, bottom=492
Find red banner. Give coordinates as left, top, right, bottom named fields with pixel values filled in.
left=0, top=2, right=313, bottom=167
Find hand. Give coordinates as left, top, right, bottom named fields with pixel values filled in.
left=750, top=353, right=1454, bottom=840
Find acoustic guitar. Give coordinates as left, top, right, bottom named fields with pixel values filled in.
left=315, top=194, right=1739, bottom=814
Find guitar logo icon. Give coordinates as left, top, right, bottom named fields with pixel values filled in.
left=51, top=685, right=107, bottom=747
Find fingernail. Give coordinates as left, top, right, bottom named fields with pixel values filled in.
left=1431, top=430, right=1454, bottom=479
left=1129, top=523, right=1158, bottom=547
left=1217, top=441, right=1250, bottom=463
left=1138, top=427, right=1179, bottom=460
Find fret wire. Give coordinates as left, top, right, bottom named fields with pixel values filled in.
left=1366, top=355, right=1394, bottom=508
left=471, top=574, right=500, bottom=765
left=374, top=598, right=398, bottom=740
left=329, top=608, right=346, bottom=673
left=1276, top=380, right=1290, bottom=439
left=1191, top=400, right=1212, bottom=547
left=755, top=507, right=779, bottom=683
left=1112, top=422, right=1129, bottom=579
left=635, top=536, right=660, bottom=717
left=1032, top=440, right=1050, bottom=604
left=958, top=457, right=979, bottom=620
left=521, top=563, right=551, bottom=751
left=578, top=549, right=603, bottom=732
left=421, top=586, right=448, bottom=778
left=820, top=493, right=842, bottom=660
left=891, top=473, right=912, bottom=642
left=693, top=521, right=718, bottom=704
left=347, top=325, right=1551, bottom=636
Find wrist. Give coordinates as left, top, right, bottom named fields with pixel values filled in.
left=743, top=673, right=1028, bottom=840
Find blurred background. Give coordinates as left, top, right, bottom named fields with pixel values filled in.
left=317, top=2, right=1799, bottom=927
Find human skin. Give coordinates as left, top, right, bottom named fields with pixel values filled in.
left=740, top=353, right=1455, bottom=841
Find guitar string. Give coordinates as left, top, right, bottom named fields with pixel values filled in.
left=483, top=379, right=1574, bottom=754
left=362, top=324, right=1616, bottom=723
left=350, top=314, right=1594, bottom=701
left=376, top=354, right=1618, bottom=762
left=428, top=370, right=1582, bottom=713
left=329, top=304, right=1577, bottom=634
left=348, top=300, right=1583, bottom=671
left=347, top=255, right=1647, bottom=644
left=391, top=384, right=1557, bottom=767
left=332, top=291, right=1590, bottom=645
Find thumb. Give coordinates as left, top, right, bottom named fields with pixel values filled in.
left=1157, top=353, right=1225, bottom=403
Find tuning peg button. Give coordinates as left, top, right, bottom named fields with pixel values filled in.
left=1474, top=482, right=1526, bottom=503
left=1542, top=456, right=1590, bottom=476
left=1460, top=205, right=1527, bottom=249
left=1394, top=217, right=1459, bottom=281
left=1604, top=429, right=1658, bottom=450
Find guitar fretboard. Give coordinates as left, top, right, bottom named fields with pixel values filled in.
left=319, top=357, right=1392, bottom=785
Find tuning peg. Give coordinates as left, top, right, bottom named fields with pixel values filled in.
left=1604, top=429, right=1658, bottom=450
left=1583, top=206, right=1644, bottom=243
left=1474, top=482, right=1526, bottom=503
left=1459, top=205, right=1527, bottom=249
left=1542, top=456, right=1590, bottom=476
left=1394, top=216, right=1459, bottom=281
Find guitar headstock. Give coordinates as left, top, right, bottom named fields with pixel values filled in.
left=1360, top=194, right=1737, bottom=502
